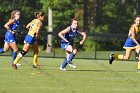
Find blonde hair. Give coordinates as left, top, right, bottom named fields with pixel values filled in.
left=11, top=10, right=20, bottom=19
left=34, top=12, right=45, bottom=18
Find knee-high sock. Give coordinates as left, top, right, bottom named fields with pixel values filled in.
left=113, top=54, right=124, bottom=60
left=0, top=48, right=4, bottom=54
left=14, top=51, right=27, bottom=64
left=68, top=53, right=75, bottom=63
left=61, top=59, right=68, bottom=68
left=33, top=54, right=38, bottom=66
left=138, top=60, right=140, bottom=70
left=12, top=51, right=17, bottom=64
left=14, top=53, right=22, bottom=64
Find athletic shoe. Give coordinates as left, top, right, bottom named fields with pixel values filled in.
left=32, top=65, right=43, bottom=68
left=12, top=64, right=17, bottom=69
left=109, top=54, right=114, bottom=64
left=16, top=63, right=21, bottom=67
left=68, top=63, right=76, bottom=68
left=60, top=65, right=67, bottom=71
left=60, top=67, right=67, bottom=71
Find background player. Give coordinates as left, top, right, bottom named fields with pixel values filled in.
left=0, top=10, right=21, bottom=66
left=58, top=18, right=87, bottom=71
left=12, top=11, right=45, bottom=69
left=109, top=15, right=140, bottom=71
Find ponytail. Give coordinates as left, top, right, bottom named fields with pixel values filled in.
left=34, top=12, right=45, bottom=18
left=34, top=12, right=39, bottom=18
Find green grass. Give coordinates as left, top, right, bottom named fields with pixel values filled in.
left=0, top=56, right=140, bottom=93
left=0, top=50, right=136, bottom=60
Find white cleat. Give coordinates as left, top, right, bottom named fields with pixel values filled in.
left=68, top=63, right=76, bottom=69
left=16, top=63, right=21, bottom=67
left=60, top=65, right=67, bottom=71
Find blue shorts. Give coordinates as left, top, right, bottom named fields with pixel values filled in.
left=61, top=43, right=73, bottom=50
left=4, top=31, right=16, bottom=43
left=24, top=35, right=36, bottom=45
left=123, top=37, right=138, bottom=49
left=61, top=43, right=69, bottom=50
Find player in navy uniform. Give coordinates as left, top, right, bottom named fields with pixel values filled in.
left=0, top=10, right=21, bottom=66
left=58, top=18, right=87, bottom=71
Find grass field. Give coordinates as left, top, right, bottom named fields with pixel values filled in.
left=0, top=56, right=140, bottom=93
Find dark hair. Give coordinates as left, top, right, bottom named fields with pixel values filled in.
left=72, top=18, right=78, bottom=22
left=34, top=12, right=45, bottom=18
left=11, top=10, right=20, bottom=19
left=135, top=15, right=140, bottom=19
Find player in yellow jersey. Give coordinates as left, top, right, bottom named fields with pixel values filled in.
left=109, top=15, right=140, bottom=72
left=12, top=12, right=45, bottom=69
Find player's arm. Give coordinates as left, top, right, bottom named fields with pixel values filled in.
left=58, top=27, right=70, bottom=42
left=4, top=19, right=15, bottom=34
left=78, top=30, right=87, bottom=45
left=35, top=22, right=43, bottom=38
left=26, top=22, right=31, bottom=30
left=130, top=27, right=140, bottom=45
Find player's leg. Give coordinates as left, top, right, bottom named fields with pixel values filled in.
left=60, top=44, right=74, bottom=70
left=9, top=42, right=18, bottom=64
left=138, top=58, right=140, bottom=72
left=60, top=51, right=70, bottom=71
left=65, top=45, right=73, bottom=61
left=136, top=47, right=140, bottom=71
left=118, top=49, right=132, bottom=60
left=32, top=43, right=42, bottom=68
left=60, top=58, right=67, bottom=70
left=65, top=45, right=76, bottom=68
left=69, top=47, right=77, bottom=62
left=13, top=43, right=29, bottom=67
left=32, top=43, right=38, bottom=67
left=0, top=31, right=11, bottom=54
left=109, top=49, right=132, bottom=64
left=135, top=47, right=140, bottom=61
left=0, top=42, right=10, bottom=54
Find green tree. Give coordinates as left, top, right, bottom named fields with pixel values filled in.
left=88, top=0, right=137, bottom=34
left=0, top=0, right=42, bottom=29
left=40, top=0, right=78, bottom=32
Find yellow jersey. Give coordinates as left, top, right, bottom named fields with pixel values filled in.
left=28, top=19, right=41, bottom=37
left=129, top=24, right=140, bottom=38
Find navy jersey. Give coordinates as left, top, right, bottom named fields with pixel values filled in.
left=61, top=26, right=78, bottom=43
left=9, top=19, right=20, bottom=32
left=4, top=19, right=20, bottom=43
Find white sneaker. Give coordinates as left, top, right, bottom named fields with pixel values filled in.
left=60, top=65, right=67, bottom=71
left=68, top=63, right=76, bottom=68
left=16, top=63, right=21, bottom=67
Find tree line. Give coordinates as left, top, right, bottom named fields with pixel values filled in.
left=0, top=0, right=139, bottom=51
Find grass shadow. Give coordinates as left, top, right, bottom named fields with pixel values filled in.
left=67, top=69, right=136, bottom=72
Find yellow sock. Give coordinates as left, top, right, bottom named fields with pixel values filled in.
left=112, top=54, right=118, bottom=58
left=14, top=55, right=22, bottom=64
left=113, top=54, right=123, bottom=59
left=118, top=55, right=124, bottom=60
left=33, top=54, right=38, bottom=66
left=138, top=61, right=140, bottom=70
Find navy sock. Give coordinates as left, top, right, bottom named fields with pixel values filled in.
left=68, top=53, right=75, bottom=63
left=0, top=48, right=4, bottom=54
left=12, top=51, right=17, bottom=64
left=61, top=59, right=68, bottom=68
